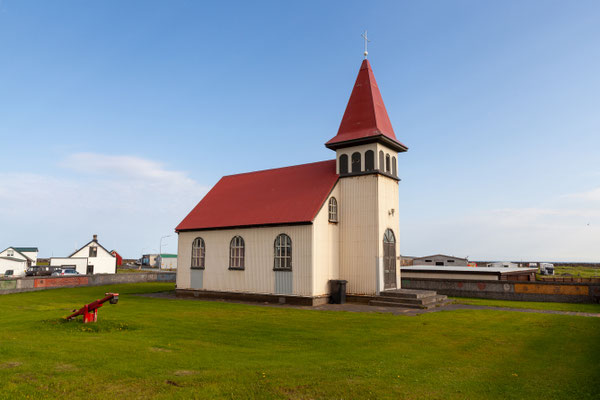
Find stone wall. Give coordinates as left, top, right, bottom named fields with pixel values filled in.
left=401, top=278, right=600, bottom=303
left=0, top=272, right=176, bottom=295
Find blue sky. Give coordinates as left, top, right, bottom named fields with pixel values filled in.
left=0, top=0, right=598, bottom=260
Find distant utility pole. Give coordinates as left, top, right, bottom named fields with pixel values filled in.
left=159, top=235, right=171, bottom=256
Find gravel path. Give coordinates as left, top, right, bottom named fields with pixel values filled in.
left=137, top=291, right=600, bottom=318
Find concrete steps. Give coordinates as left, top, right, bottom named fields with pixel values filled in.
left=369, top=289, right=451, bottom=309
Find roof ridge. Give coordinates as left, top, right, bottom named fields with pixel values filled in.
left=222, top=159, right=335, bottom=178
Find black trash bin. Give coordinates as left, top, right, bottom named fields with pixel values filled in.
left=329, top=279, right=348, bottom=304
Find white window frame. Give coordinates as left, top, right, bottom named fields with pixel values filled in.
left=328, top=197, right=338, bottom=223
left=229, top=236, right=245, bottom=270
left=273, top=234, right=292, bottom=270
left=191, top=237, right=205, bottom=269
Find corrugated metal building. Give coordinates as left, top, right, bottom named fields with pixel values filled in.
left=412, top=254, right=469, bottom=267
left=401, top=266, right=537, bottom=281
left=157, top=254, right=178, bottom=269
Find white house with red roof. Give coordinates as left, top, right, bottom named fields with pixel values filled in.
left=176, top=59, right=407, bottom=305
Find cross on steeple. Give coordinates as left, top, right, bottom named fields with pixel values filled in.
left=361, top=30, right=371, bottom=59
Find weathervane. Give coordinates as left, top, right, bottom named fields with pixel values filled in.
left=361, top=30, right=371, bottom=59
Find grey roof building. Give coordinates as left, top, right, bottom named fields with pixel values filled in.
left=412, top=254, right=469, bottom=267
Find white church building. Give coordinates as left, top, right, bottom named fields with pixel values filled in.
left=176, top=59, right=408, bottom=305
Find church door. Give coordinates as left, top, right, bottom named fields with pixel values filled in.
left=383, top=229, right=397, bottom=289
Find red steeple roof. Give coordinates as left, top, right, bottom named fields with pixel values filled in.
left=326, top=59, right=407, bottom=152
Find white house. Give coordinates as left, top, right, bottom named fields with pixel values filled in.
left=50, top=235, right=116, bottom=275
left=49, top=257, right=89, bottom=275
left=157, top=254, right=178, bottom=269
left=0, top=247, right=38, bottom=276
left=0, top=257, right=27, bottom=277
left=176, top=59, right=406, bottom=305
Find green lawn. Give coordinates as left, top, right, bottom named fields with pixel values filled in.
left=551, top=265, right=600, bottom=278
left=452, top=297, right=600, bottom=313
left=0, top=283, right=599, bottom=399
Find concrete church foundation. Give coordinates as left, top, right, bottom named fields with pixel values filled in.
left=175, top=289, right=330, bottom=306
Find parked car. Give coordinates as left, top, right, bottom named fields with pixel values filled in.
left=51, top=269, right=80, bottom=276
left=25, top=266, right=60, bottom=276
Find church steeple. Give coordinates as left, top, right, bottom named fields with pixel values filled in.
left=325, top=59, right=408, bottom=152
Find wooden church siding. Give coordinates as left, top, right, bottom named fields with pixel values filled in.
left=177, top=225, right=313, bottom=296
left=312, top=183, right=341, bottom=296
left=338, top=175, right=379, bottom=295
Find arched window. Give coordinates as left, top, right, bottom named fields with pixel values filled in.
left=274, top=234, right=292, bottom=270
left=379, top=151, right=384, bottom=171
left=328, top=197, right=338, bottom=222
left=229, top=236, right=245, bottom=270
left=383, top=229, right=397, bottom=289
left=365, top=150, right=375, bottom=171
left=351, top=152, right=361, bottom=173
left=191, top=237, right=205, bottom=269
left=384, top=229, right=396, bottom=244
left=392, top=156, right=397, bottom=176
left=339, top=154, right=348, bottom=174
left=385, top=154, right=391, bottom=173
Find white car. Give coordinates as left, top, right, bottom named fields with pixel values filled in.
left=51, top=269, right=80, bottom=276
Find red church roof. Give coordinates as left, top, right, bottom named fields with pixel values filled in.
left=176, top=160, right=338, bottom=231
left=326, top=59, right=407, bottom=152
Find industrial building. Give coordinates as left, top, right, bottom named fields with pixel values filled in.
left=401, top=265, right=537, bottom=281
left=157, top=254, right=178, bottom=269
left=412, top=254, right=469, bottom=266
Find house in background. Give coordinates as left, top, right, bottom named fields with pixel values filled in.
left=110, top=250, right=123, bottom=266
left=50, top=235, right=116, bottom=275
left=49, top=257, right=88, bottom=274
left=141, top=254, right=158, bottom=267
left=0, top=247, right=38, bottom=276
left=156, top=254, right=177, bottom=269
left=412, top=254, right=469, bottom=267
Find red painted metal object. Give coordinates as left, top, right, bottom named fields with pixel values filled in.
left=66, top=293, right=119, bottom=323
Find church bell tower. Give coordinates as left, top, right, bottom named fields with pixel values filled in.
left=326, top=58, right=408, bottom=295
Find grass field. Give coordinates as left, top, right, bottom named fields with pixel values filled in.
left=552, top=265, right=600, bottom=278
left=0, top=283, right=599, bottom=399
left=452, top=297, right=600, bottom=313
